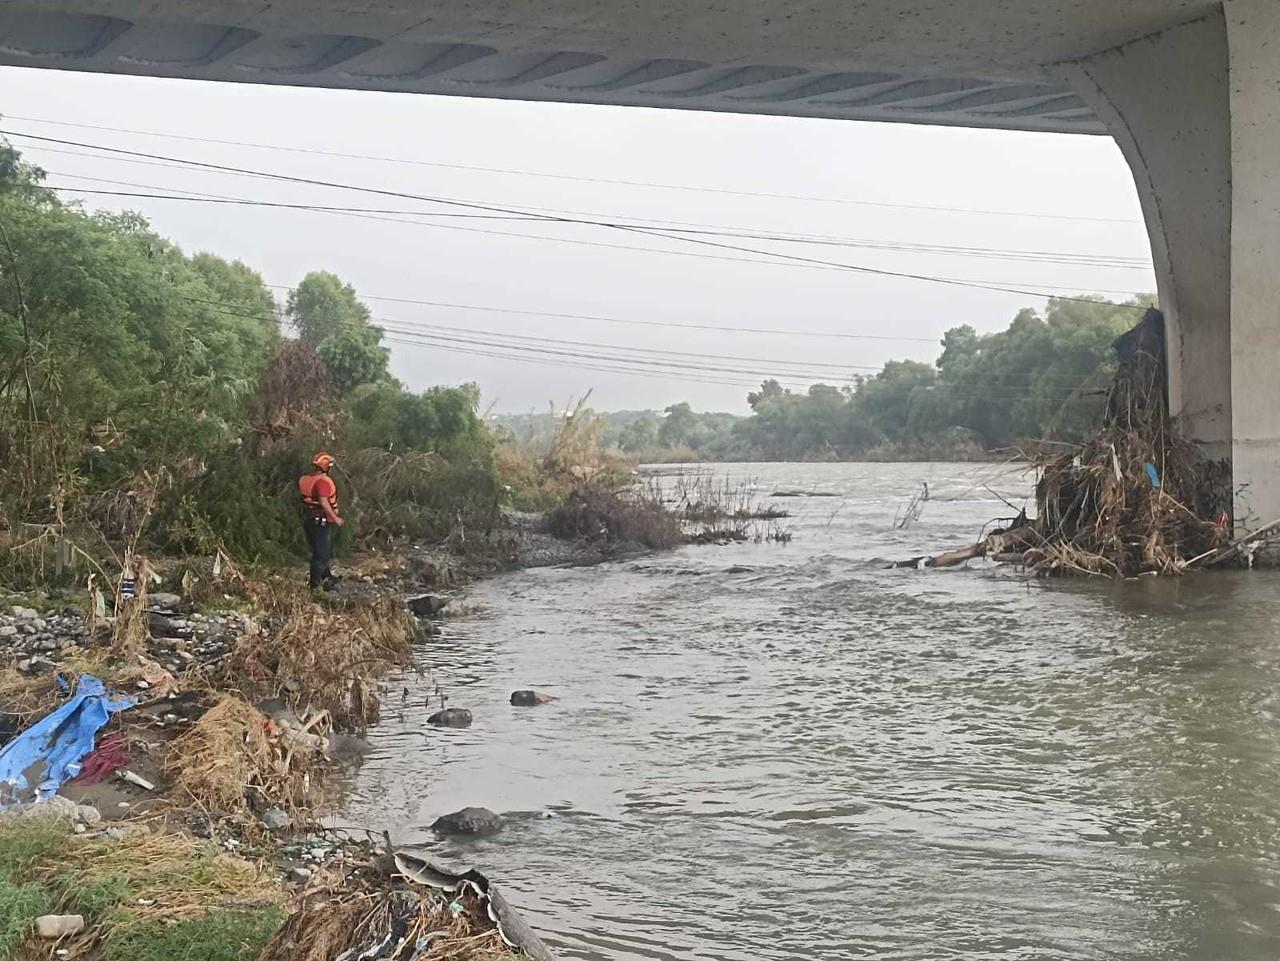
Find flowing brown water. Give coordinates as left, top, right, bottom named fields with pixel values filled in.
left=340, top=462, right=1280, bottom=961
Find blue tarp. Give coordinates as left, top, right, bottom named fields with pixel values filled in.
left=0, top=674, right=135, bottom=807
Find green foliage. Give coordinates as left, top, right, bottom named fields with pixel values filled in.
left=0, top=822, right=66, bottom=878
left=347, top=381, right=488, bottom=457
left=616, top=415, right=658, bottom=453
left=286, top=272, right=389, bottom=393
left=0, top=875, right=52, bottom=956
left=69, top=873, right=134, bottom=920
left=286, top=271, right=370, bottom=346
left=316, top=325, right=389, bottom=393
left=499, top=295, right=1152, bottom=463
left=104, top=907, right=284, bottom=961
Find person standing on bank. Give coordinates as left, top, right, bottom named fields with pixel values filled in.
left=299, top=451, right=343, bottom=590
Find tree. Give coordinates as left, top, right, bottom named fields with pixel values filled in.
left=315, top=325, right=390, bottom=394
left=658, top=402, right=701, bottom=449
left=286, top=271, right=388, bottom=393
left=287, top=271, right=372, bottom=346
left=617, top=416, right=658, bottom=453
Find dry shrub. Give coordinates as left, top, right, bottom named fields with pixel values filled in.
left=547, top=484, right=683, bottom=550
left=253, top=341, right=333, bottom=444
left=164, top=695, right=315, bottom=824
left=231, top=590, right=413, bottom=730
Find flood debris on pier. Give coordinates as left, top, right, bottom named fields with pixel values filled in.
left=895, top=309, right=1259, bottom=577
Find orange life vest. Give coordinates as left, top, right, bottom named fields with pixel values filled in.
left=299, top=471, right=339, bottom=520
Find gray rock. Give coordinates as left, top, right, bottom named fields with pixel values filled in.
left=431, top=806, right=503, bottom=836
left=35, top=914, right=85, bottom=938
left=510, top=690, right=556, bottom=706
left=260, top=808, right=290, bottom=832
left=406, top=594, right=449, bottom=618
left=427, top=708, right=473, bottom=729
left=75, top=804, right=103, bottom=826
left=31, top=618, right=46, bottom=631
left=147, top=592, right=183, bottom=611
left=289, top=866, right=313, bottom=883
left=0, top=796, right=78, bottom=825
left=12, top=607, right=37, bottom=620
left=0, top=625, right=16, bottom=638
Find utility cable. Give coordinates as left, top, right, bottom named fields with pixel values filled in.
left=2, top=130, right=1151, bottom=310
left=42, top=177, right=1150, bottom=269
left=5, top=114, right=1143, bottom=224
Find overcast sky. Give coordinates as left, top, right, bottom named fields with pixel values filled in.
left=0, top=65, right=1153, bottom=415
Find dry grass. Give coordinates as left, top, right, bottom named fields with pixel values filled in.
left=230, top=589, right=413, bottom=731
left=163, top=696, right=317, bottom=828
left=0, top=653, right=123, bottom=730
left=1, top=823, right=282, bottom=961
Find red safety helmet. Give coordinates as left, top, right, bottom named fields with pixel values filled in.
left=312, top=451, right=336, bottom=471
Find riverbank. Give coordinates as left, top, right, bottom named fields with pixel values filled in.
left=0, top=507, right=639, bottom=960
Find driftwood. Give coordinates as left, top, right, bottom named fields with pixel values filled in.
left=889, top=526, right=1036, bottom=571
left=1197, top=516, right=1280, bottom=569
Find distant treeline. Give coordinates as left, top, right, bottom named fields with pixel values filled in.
left=493, top=295, right=1154, bottom=462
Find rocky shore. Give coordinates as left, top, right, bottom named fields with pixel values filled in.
left=0, top=530, right=584, bottom=959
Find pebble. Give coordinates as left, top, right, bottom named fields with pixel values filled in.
left=289, top=867, right=313, bottom=883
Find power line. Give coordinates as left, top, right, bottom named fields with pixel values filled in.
left=47, top=183, right=1152, bottom=296
left=4, top=115, right=1143, bottom=224
left=182, top=296, right=1105, bottom=395
left=3, top=130, right=1151, bottom=310
left=262, top=284, right=943, bottom=343
left=43, top=177, right=1150, bottom=270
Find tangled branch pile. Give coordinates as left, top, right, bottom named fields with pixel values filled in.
left=1019, top=309, right=1231, bottom=576
left=260, top=852, right=548, bottom=961
left=895, top=310, right=1237, bottom=577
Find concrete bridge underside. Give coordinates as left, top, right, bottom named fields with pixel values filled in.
left=0, top=0, right=1277, bottom=526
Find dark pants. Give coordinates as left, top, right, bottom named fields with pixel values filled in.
left=302, top=518, right=332, bottom=588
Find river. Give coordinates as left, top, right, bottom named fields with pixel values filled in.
left=339, top=462, right=1280, bottom=961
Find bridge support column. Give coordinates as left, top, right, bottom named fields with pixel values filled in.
left=1058, top=1, right=1280, bottom=530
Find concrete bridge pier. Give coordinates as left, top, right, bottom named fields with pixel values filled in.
left=1058, top=0, right=1280, bottom=531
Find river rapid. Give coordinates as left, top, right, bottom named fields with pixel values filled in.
left=340, top=462, right=1280, bottom=961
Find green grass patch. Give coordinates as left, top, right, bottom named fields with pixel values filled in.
left=0, top=822, right=68, bottom=881
left=0, top=875, right=53, bottom=957
left=104, top=907, right=283, bottom=961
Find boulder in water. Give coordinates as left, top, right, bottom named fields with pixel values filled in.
left=431, top=806, right=502, bottom=836
left=510, top=690, right=556, bottom=706
left=427, top=707, right=473, bottom=728
left=406, top=594, right=449, bottom=618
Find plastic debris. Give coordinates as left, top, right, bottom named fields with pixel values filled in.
left=120, top=770, right=155, bottom=791
left=393, top=853, right=558, bottom=961
left=0, top=675, right=135, bottom=806
left=71, top=732, right=130, bottom=786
